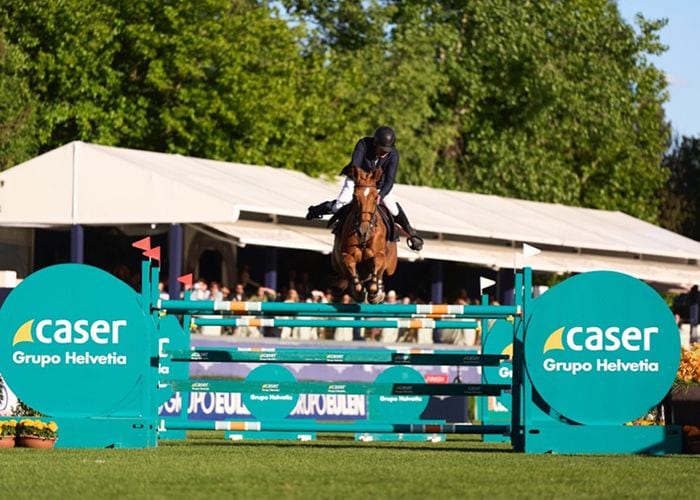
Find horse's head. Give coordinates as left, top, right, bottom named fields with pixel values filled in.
left=351, top=165, right=382, bottom=244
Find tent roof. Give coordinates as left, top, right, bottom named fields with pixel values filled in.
left=1, top=141, right=699, bottom=286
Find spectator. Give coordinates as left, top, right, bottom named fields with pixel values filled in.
left=191, top=278, right=210, bottom=301
left=280, top=289, right=301, bottom=339
left=380, top=290, right=400, bottom=343
left=310, top=290, right=331, bottom=340
left=334, top=294, right=354, bottom=341
left=209, top=281, right=224, bottom=301
left=237, top=265, right=261, bottom=295
left=158, top=281, right=170, bottom=300
left=250, top=286, right=276, bottom=302
left=231, top=283, right=247, bottom=302
left=439, top=295, right=477, bottom=345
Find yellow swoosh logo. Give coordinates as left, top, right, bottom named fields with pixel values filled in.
left=501, top=343, right=513, bottom=359
left=543, top=327, right=565, bottom=353
left=12, top=319, right=34, bottom=346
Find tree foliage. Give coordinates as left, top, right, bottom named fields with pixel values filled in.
left=0, top=0, right=327, bottom=173
left=0, top=0, right=672, bottom=222
left=285, top=0, right=671, bottom=221
left=659, top=136, right=700, bottom=240
left=0, top=30, right=37, bottom=169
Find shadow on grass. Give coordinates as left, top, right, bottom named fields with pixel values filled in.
left=162, top=433, right=514, bottom=454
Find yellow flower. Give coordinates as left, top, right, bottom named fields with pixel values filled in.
left=676, top=343, right=700, bottom=385
left=15, top=418, right=58, bottom=438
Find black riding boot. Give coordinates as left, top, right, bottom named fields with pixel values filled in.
left=395, top=204, right=424, bottom=251
left=306, top=200, right=334, bottom=220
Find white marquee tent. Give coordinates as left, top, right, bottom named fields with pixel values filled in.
left=1, top=141, right=699, bottom=287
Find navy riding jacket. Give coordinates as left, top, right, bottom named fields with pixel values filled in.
left=340, top=137, right=399, bottom=199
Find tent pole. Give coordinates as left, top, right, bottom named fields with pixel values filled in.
left=168, top=223, right=183, bottom=299
left=70, top=224, right=84, bottom=263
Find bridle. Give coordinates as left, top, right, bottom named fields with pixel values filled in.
left=352, top=183, right=379, bottom=245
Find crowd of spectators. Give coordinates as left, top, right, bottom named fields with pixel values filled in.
left=180, top=272, right=482, bottom=345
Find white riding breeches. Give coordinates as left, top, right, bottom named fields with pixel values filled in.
left=333, top=177, right=399, bottom=216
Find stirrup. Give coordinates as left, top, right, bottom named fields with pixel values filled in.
left=407, top=234, right=424, bottom=252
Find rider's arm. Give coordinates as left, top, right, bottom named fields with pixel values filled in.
left=351, top=138, right=368, bottom=169
left=340, top=138, right=368, bottom=177
left=379, top=150, right=399, bottom=199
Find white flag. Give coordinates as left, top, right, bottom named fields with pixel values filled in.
left=480, top=277, right=496, bottom=294
left=523, top=243, right=541, bottom=257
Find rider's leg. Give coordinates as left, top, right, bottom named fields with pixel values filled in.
left=306, top=177, right=353, bottom=220
left=387, top=198, right=424, bottom=251
left=332, top=177, right=354, bottom=212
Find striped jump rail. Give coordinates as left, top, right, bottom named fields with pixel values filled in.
left=157, top=300, right=520, bottom=319
left=164, top=379, right=510, bottom=397
left=166, top=347, right=508, bottom=366
left=192, top=317, right=480, bottom=330
left=161, top=420, right=511, bottom=435
left=195, top=311, right=494, bottom=319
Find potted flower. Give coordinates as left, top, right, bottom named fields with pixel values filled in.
left=16, top=419, right=59, bottom=449
left=0, top=419, right=17, bottom=448
left=664, top=343, right=700, bottom=453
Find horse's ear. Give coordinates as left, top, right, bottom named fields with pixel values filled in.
left=373, top=167, right=383, bottom=183
left=352, top=165, right=361, bottom=181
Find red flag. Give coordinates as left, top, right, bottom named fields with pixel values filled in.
left=177, top=273, right=193, bottom=289
left=132, top=237, right=152, bottom=251
left=143, top=246, right=161, bottom=262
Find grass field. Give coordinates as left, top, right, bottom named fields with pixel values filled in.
left=1, top=433, right=699, bottom=499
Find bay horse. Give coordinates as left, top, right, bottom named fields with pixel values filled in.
left=331, top=166, right=398, bottom=303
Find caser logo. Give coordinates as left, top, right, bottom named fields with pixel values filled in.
left=12, top=318, right=126, bottom=346
left=542, top=325, right=658, bottom=353
left=541, top=325, right=660, bottom=375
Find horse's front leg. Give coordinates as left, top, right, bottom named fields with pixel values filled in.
left=367, top=254, right=387, bottom=304
left=342, top=249, right=365, bottom=301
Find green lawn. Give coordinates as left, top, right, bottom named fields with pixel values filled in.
left=1, top=433, right=697, bottom=499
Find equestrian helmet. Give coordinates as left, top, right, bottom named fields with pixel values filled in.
left=373, top=126, right=396, bottom=153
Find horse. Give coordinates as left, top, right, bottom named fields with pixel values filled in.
left=331, top=165, right=398, bottom=303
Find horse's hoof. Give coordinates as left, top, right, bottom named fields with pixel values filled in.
left=353, top=289, right=367, bottom=303
left=368, top=290, right=385, bottom=304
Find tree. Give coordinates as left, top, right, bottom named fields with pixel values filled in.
left=0, top=1, right=328, bottom=172
left=284, top=0, right=671, bottom=221
left=659, top=135, right=700, bottom=240
left=430, top=1, right=670, bottom=222
left=0, top=30, right=38, bottom=170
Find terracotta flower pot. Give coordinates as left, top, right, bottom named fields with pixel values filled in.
left=0, top=435, right=16, bottom=448
left=16, top=436, right=57, bottom=449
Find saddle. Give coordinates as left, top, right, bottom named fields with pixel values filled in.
left=328, top=204, right=398, bottom=242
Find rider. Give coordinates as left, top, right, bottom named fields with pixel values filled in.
left=305, top=126, right=424, bottom=251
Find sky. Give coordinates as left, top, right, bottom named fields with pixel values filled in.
left=617, top=0, right=700, bottom=139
